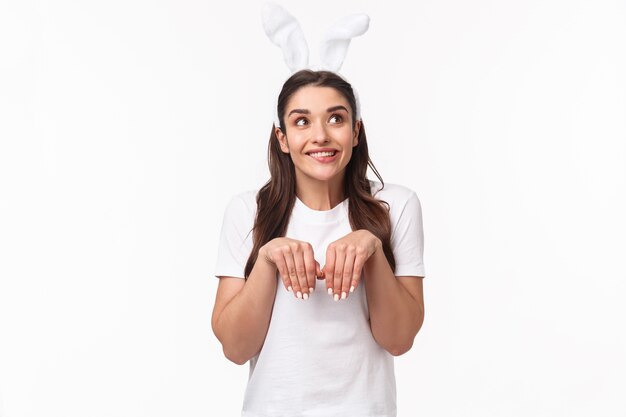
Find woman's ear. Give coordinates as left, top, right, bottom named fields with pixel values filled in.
left=276, top=127, right=290, bottom=153
left=352, top=119, right=361, bottom=147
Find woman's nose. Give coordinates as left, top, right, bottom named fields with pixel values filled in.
left=311, top=122, right=329, bottom=143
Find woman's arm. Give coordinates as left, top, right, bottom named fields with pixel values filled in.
left=363, top=243, right=425, bottom=356
left=322, top=230, right=425, bottom=356
left=212, top=252, right=278, bottom=365
left=213, top=234, right=323, bottom=364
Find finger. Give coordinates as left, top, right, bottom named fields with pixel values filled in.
left=273, top=248, right=291, bottom=293
left=316, top=262, right=324, bottom=280
left=351, top=249, right=367, bottom=293
left=291, top=243, right=310, bottom=300
left=340, top=246, right=356, bottom=300
left=324, top=246, right=336, bottom=297
left=333, top=244, right=346, bottom=301
left=282, top=246, right=302, bottom=298
left=302, top=244, right=316, bottom=294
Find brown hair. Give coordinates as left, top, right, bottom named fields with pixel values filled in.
left=243, top=69, right=395, bottom=278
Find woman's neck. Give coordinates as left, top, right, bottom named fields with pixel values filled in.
left=295, top=174, right=346, bottom=211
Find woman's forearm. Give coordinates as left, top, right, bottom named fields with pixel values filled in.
left=214, top=256, right=278, bottom=365
left=363, top=248, right=424, bottom=356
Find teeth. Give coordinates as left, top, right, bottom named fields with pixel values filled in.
left=309, top=151, right=335, bottom=158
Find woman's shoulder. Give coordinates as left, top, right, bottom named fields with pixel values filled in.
left=369, top=179, right=419, bottom=203
left=224, top=188, right=258, bottom=214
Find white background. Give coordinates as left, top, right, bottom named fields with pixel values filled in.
left=1, top=0, right=625, bottom=416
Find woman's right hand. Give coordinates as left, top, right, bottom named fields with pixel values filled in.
left=259, top=237, right=323, bottom=300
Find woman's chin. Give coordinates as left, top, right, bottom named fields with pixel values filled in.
left=304, top=168, right=346, bottom=183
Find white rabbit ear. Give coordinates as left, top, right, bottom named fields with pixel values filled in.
left=319, top=13, right=369, bottom=72
left=262, top=2, right=309, bottom=72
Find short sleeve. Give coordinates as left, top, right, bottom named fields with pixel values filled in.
left=214, top=194, right=255, bottom=279
left=390, top=191, right=426, bottom=278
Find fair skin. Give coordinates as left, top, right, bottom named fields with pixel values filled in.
left=212, top=85, right=424, bottom=362
left=270, top=85, right=363, bottom=300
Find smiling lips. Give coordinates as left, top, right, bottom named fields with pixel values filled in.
left=307, top=149, right=339, bottom=163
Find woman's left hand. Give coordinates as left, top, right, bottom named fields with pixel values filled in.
left=322, top=229, right=381, bottom=301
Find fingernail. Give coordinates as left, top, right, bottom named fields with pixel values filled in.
left=309, top=287, right=314, bottom=293
left=334, top=294, right=339, bottom=302
left=288, top=286, right=292, bottom=292
left=297, top=291, right=302, bottom=299
left=303, top=293, right=308, bottom=300
left=341, top=291, right=346, bottom=299
left=350, top=285, right=355, bottom=293
left=327, top=288, right=333, bottom=295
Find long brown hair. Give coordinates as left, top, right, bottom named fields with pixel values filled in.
left=243, top=70, right=395, bottom=278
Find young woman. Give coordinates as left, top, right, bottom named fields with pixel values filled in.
left=212, top=69, right=426, bottom=416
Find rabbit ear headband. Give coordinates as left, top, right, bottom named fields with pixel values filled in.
left=261, top=2, right=369, bottom=129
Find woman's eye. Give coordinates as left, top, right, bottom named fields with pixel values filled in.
left=295, top=115, right=342, bottom=126
left=330, top=114, right=343, bottom=123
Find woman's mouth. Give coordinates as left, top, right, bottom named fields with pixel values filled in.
left=307, top=150, right=338, bottom=163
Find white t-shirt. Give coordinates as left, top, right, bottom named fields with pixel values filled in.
left=214, top=180, right=426, bottom=417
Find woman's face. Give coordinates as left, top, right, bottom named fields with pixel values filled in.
left=276, top=85, right=361, bottom=186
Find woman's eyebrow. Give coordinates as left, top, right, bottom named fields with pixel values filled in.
left=287, top=105, right=349, bottom=118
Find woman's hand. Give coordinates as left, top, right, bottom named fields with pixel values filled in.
left=259, top=237, right=323, bottom=300
left=322, top=230, right=381, bottom=301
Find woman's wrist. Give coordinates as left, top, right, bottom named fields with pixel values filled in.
left=257, top=246, right=276, bottom=270
left=363, top=230, right=382, bottom=253
left=374, top=236, right=383, bottom=253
